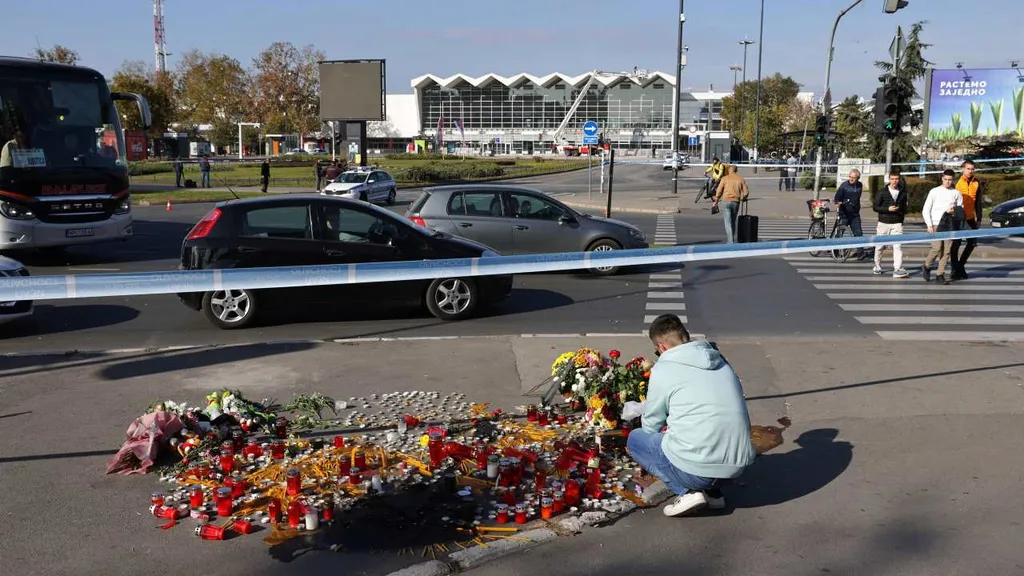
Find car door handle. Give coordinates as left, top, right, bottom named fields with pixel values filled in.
left=457, top=222, right=473, bottom=228
left=237, top=246, right=258, bottom=253
left=515, top=225, right=529, bottom=231
left=324, top=249, right=346, bottom=256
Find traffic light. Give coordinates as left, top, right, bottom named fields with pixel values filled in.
left=873, top=81, right=900, bottom=135
left=814, top=114, right=828, bottom=144
left=883, top=0, right=909, bottom=14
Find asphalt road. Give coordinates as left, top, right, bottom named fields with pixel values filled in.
left=2, top=165, right=1023, bottom=353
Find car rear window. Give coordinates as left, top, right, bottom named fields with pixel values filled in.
left=448, top=191, right=503, bottom=217
left=408, top=191, right=432, bottom=213
left=241, top=206, right=312, bottom=239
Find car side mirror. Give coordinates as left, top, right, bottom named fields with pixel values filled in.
left=558, top=214, right=575, bottom=225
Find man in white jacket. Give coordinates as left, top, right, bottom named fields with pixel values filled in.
left=921, top=170, right=964, bottom=285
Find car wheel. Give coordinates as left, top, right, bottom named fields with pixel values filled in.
left=425, top=278, right=479, bottom=321
left=386, top=187, right=396, bottom=205
left=202, top=289, right=258, bottom=329
left=586, top=239, right=622, bottom=276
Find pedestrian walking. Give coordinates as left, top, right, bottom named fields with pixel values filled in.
left=626, top=314, right=755, bottom=517
left=324, top=161, right=342, bottom=182
left=786, top=153, right=798, bottom=191
left=711, top=164, right=750, bottom=243
left=199, top=156, right=211, bottom=188
left=950, top=159, right=983, bottom=280
left=260, top=159, right=270, bottom=193
left=315, top=160, right=324, bottom=192
left=174, top=157, right=184, bottom=188
left=921, top=169, right=965, bottom=285
left=834, top=168, right=867, bottom=259
left=872, top=171, right=909, bottom=278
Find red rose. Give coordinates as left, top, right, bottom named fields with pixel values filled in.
left=609, top=350, right=621, bottom=360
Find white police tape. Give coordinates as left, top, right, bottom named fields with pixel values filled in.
left=1, top=226, right=1021, bottom=302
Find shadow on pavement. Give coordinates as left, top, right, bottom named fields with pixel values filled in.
left=97, top=341, right=318, bottom=380
left=729, top=428, right=852, bottom=509
left=0, top=448, right=118, bottom=465
left=0, top=304, right=139, bottom=340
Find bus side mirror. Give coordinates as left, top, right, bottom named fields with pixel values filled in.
left=112, top=92, right=152, bottom=130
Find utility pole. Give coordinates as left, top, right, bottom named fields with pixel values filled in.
left=738, top=39, right=755, bottom=151
left=671, top=0, right=685, bottom=195
left=752, top=0, right=765, bottom=166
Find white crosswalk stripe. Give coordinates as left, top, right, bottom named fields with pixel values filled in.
left=783, top=255, right=1024, bottom=341
left=645, top=215, right=686, bottom=329
left=758, top=217, right=926, bottom=240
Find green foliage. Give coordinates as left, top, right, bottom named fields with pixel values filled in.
left=397, top=161, right=505, bottom=182
left=721, top=73, right=803, bottom=151
left=799, top=170, right=837, bottom=190
left=110, top=61, right=176, bottom=137
left=387, top=153, right=446, bottom=161
left=33, top=45, right=79, bottom=65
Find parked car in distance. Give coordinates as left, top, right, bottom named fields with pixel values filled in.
left=662, top=152, right=689, bottom=170
left=0, top=256, right=33, bottom=325
left=990, top=196, right=1024, bottom=233
left=177, top=195, right=512, bottom=329
left=405, top=184, right=648, bottom=275
left=322, top=167, right=397, bottom=205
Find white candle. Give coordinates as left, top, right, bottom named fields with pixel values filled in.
left=304, top=506, right=319, bottom=530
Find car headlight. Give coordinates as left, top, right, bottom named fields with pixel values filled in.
left=114, top=198, right=131, bottom=215
left=0, top=201, right=35, bottom=221
left=628, top=227, right=645, bottom=241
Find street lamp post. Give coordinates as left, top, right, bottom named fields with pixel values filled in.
left=671, top=0, right=686, bottom=195
left=812, top=0, right=866, bottom=198
left=752, top=0, right=765, bottom=165
left=738, top=39, right=755, bottom=147
left=729, top=65, right=742, bottom=133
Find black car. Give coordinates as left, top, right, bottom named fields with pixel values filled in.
left=177, top=195, right=513, bottom=329
left=990, top=196, right=1024, bottom=233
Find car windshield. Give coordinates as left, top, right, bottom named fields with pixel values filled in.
left=0, top=73, right=125, bottom=175
left=335, top=172, right=368, bottom=184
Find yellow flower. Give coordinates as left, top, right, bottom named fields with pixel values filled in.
left=551, top=352, right=575, bottom=375
left=573, top=347, right=600, bottom=367
left=588, top=396, right=605, bottom=411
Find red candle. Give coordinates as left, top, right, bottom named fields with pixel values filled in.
left=286, top=469, right=301, bottom=496
left=220, top=440, right=235, bottom=457
left=216, top=487, right=233, bottom=517
left=150, top=492, right=164, bottom=507
left=195, top=523, right=227, bottom=540
left=427, top=432, right=444, bottom=467
left=503, top=489, right=517, bottom=506
left=526, top=405, right=538, bottom=422
left=553, top=491, right=565, bottom=513
left=404, top=415, right=420, bottom=428
left=495, top=504, right=509, bottom=524
left=586, top=466, right=602, bottom=499
left=189, top=486, right=204, bottom=509
left=339, top=454, right=352, bottom=476
left=197, top=462, right=212, bottom=478
left=514, top=503, right=527, bottom=524
left=245, top=439, right=262, bottom=458
left=270, top=442, right=285, bottom=460
left=353, top=449, right=366, bottom=469
left=231, top=429, right=244, bottom=453
left=219, top=452, right=234, bottom=473
left=556, top=414, right=568, bottom=425
left=275, top=417, right=288, bottom=438
left=349, top=467, right=362, bottom=486
left=333, top=435, right=345, bottom=448
left=564, top=479, right=581, bottom=506
left=150, top=505, right=176, bottom=519
left=535, top=470, right=547, bottom=491
left=538, top=411, right=550, bottom=426
left=286, top=499, right=303, bottom=529
left=540, top=497, right=554, bottom=519
left=475, top=442, right=489, bottom=469
left=232, top=519, right=254, bottom=534
left=267, top=498, right=282, bottom=523
left=230, top=473, right=246, bottom=498
left=322, top=499, right=334, bottom=522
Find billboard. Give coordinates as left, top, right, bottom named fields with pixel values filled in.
left=927, top=67, right=1024, bottom=140
left=319, top=59, right=386, bottom=121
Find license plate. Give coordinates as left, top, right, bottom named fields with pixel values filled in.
left=992, top=221, right=1001, bottom=227
left=66, top=228, right=95, bottom=238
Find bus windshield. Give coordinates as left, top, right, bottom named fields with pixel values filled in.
left=0, top=75, right=126, bottom=177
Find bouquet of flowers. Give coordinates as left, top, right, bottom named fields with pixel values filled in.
left=550, top=348, right=653, bottom=429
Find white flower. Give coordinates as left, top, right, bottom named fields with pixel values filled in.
left=572, top=383, right=581, bottom=392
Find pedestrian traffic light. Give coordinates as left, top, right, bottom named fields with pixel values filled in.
left=873, top=81, right=900, bottom=135
left=814, top=114, right=828, bottom=144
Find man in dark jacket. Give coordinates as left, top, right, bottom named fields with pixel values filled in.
left=834, top=168, right=866, bottom=258
left=260, top=160, right=270, bottom=193
left=174, top=157, right=184, bottom=187
left=872, top=171, right=910, bottom=278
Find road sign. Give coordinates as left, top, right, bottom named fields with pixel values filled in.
left=583, top=136, right=599, bottom=145
left=889, top=26, right=906, bottom=68
left=582, top=121, right=599, bottom=137
left=688, top=136, right=699, bottom=146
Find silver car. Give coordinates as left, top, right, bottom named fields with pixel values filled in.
left=322, top=167, right=398, bottom=205
left=406, top=184, right=648, bottom=275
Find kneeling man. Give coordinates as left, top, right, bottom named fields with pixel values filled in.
left=627, top=314, right=756, bottom=516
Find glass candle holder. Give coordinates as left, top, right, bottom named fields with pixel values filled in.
left=286, top=468, right=301, bottom=496
left=495, top=503, right=509, bottom=524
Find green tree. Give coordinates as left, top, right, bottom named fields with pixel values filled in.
left=175, top=50, right=252, bottom=147
left=834, top=95, right=873, bottom=157
left=722, top=73, right=804, bottom=152
left=868, top=20, right=933, bottom=163
left=110, top=61, right=176, bottom=137
left=251, top=42, right=324, bottom=139
left=33, top=45, right=79, bottom=65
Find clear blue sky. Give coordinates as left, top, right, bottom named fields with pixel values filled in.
left=1, top=0, right=1019, bottom=101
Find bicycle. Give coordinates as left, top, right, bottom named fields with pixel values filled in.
left=806, top=199, right=830, bottom=257
left=828, top=211, right=855, bottom=263
left=695, top=176, right=719, bottom=204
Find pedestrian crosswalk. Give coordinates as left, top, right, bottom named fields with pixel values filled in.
left=758, top=218, right=926, bottom=240
left=784, top=254, right=1024, bottom=341
left=645, top=215, right=687, bottom=329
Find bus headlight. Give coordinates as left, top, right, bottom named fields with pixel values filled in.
left=115, top=198, right=131, bottom=215
left=0, top=201, right=35, bottom=221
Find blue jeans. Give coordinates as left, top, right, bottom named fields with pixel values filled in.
left=627, top=429, right=715, bottom=496
left=721, top=201, right=739, bottom=243
left=201, top=171, right=211, bottom=187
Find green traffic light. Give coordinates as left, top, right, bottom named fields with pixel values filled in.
left=884, top=120, right=895, bottom=131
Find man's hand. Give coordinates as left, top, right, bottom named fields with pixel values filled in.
left=888, top=205, right=898, bottom=212
left=927, top=226, right=935, bottom=233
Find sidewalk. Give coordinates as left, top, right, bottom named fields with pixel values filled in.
left=2, top=335, right=1022, bottom=575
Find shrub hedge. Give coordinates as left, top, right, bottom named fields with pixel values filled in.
left=799, top=170, right=837, bottom=190
left=395, top=161, right=504, bottom=182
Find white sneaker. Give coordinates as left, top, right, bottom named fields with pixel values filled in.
left=706, top=494, right=726, bottom=510
left=662, top=491, right=708, bottom=517
left=892, top=268, right=909, bottom=278
left=872, top=266, right=883, bottom=275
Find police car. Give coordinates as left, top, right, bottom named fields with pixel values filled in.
left=321, top=166, right=398, bottom=205
left=0, top=256, right=33, bottom=325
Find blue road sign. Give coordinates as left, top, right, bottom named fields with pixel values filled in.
left=583, top=136, right=599, bottom=145
left=582, top=121, right=599, bottom=137
left=688, top=136, right=699, bottom=146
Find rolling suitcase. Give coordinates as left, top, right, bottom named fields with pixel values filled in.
left=736, top=200, right=758, bottom=243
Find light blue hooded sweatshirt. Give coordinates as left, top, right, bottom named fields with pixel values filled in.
left=641, top=339, right=756, bottom=479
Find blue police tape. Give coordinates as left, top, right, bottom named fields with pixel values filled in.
left=1, top=226, right=1021, bottom=302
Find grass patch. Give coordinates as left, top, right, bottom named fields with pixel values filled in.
left=131, top=189, right=264, bottom=205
